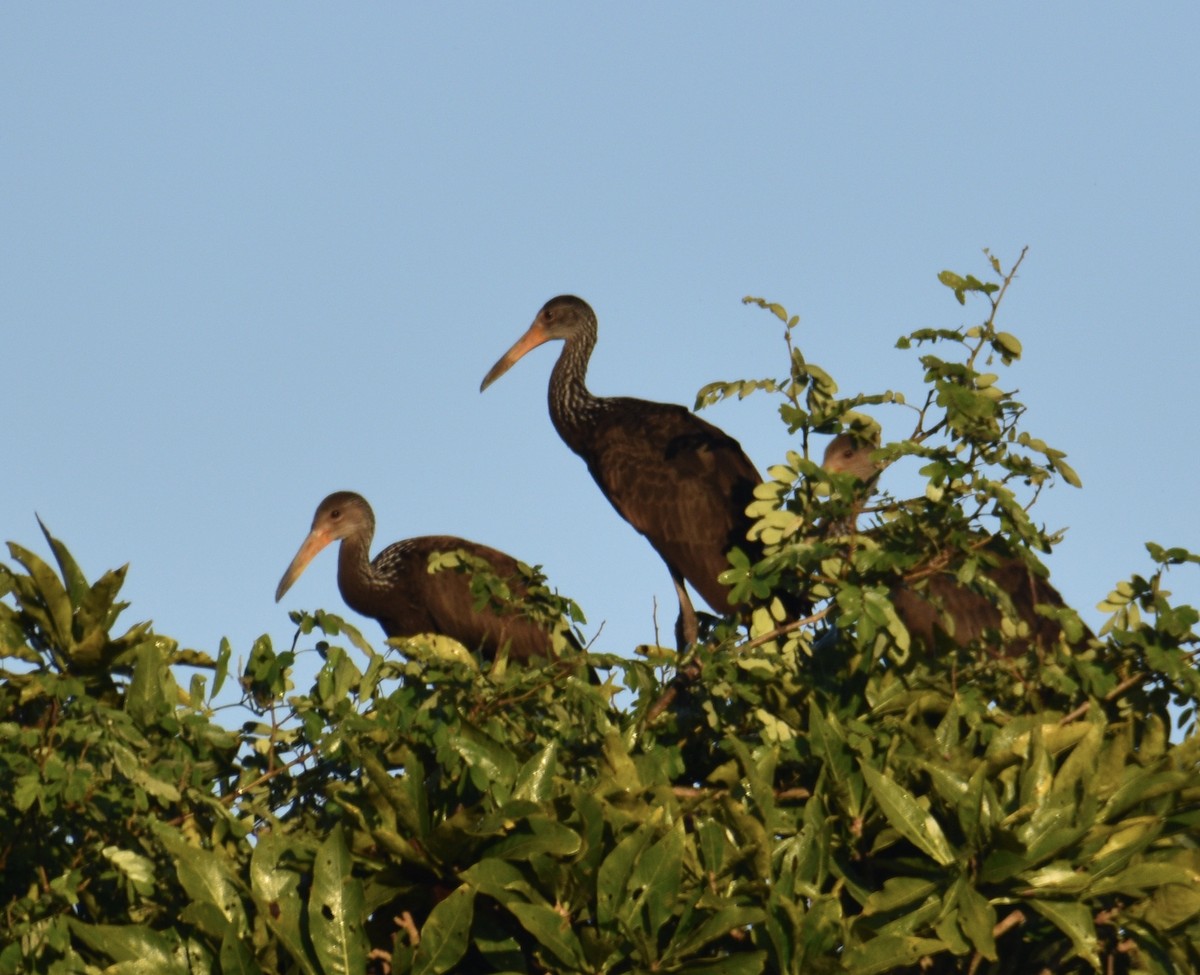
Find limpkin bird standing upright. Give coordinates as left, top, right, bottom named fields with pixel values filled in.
left=480, top=295, right=762, bottom=648
left=275, top=491, right=568, bottom=663
left=822, top=433, right=1084, bottom=653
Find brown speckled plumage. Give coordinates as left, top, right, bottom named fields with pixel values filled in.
left=276, top=492, right=563, bottom=662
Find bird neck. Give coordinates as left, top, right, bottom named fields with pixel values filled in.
left=548, top=326, right=604, bottom=453
left=336, top=528, right=384, bottom=613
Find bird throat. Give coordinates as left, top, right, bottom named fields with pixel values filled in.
left=337, top=530, right=390, bottom=619
left=547, top=329, right=605, bottom=454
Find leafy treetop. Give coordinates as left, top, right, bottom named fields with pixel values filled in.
left=2, top=251, right=1199, bottom=975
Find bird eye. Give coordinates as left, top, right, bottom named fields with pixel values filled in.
left=330, top=508, right=341, bottom=519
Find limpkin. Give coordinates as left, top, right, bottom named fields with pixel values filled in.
left=275, top=491, right=568, bottom=663
left=480, top=295, right=762, bottom=648
left=822, top=433, right=1084, bottom=653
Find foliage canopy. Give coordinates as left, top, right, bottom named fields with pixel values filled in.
left=3, top=252, right=1199, bottom=974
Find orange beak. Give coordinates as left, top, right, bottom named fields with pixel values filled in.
left=480, top=318, right=553, bottom=392
left=275, top=527, right=334, bottom=602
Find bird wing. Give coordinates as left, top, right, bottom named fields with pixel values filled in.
left=892, top=542, right=1088, bottom=655
left=404, top=537, right=558, bottom=663
left=583, top=400, right=761, bottom=612
left=366, top=539, right=441, bottom=637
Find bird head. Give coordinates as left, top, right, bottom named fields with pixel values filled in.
left=822, top=432, right=883, bottom=484
left=275, top=491, right=374, bottom=602
left=479, top=295, right=595, bottom=391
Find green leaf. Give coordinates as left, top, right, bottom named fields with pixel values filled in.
left=938, top=270, right=968, bottom=301
left=841, top=934, right=949, bottom=974
left=251, top=833, right=319, bottom=975
left=954, top=878, right=996, bottom=959
left=359, top=746, right=430, bottom=840
left=125, top=641, right=179, bottom=727
left=461, top=857, right=538, bottom=905
left=695, top=817, right=730, bottom=877
left=513, top=742, right=558, bottom=802
left=507, top=902, right=587, bottom=970
left=413, top=885, right=474, bottom=975
left=8, top=542, right=73, bottom=650
left=629, top=820, right=685, bottom=936
left=862, top=876, right=938, bottom=915
left=111, top=743, right=182, bottom=803
left=671, top=906, right=767, bottom=961
left=452, top=722, right=518, bottom=800
left=1053, top=456, right=1082, bottom=488
left=153, top=823, right=246, bottom=936
left=37, top=517, right=90, bottom=608
left=1088, top=860, right=1196, bottom=899
left=861, top=762, right=956, bottom=866
left=102, top=847, right=157, bottom=897
left=65, top=920, right=187, bottom=973
left=213, top=633, right=231, bottom=696
left=309, top=825, right=367, bottom=975
left=219, top=926, right=264, bottom=975
left=597, top=820, right=657, bottom=929
left=485, top=816, right=582, bottom=861
left=675, top=951, right=768, bottom=974
left=994, top=331, right=1023, bottom=359
left=1125, top=869, right=1200, bottom=929
left=742, top=295, right=791, bottom=323
left=13, top=773, right=39, bottom=813
left=1028, top=899, right=1100, bottom=968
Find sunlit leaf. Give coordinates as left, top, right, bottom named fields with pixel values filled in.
left=1028, top=899, right=1100, bottom=968
left=861, top=763, right=956, bottom=866
left=310, top=825, right=367, bottom=975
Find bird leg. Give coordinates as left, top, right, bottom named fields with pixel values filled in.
left=671, top=573, right=700, bottom=651
left=643, top=574, right=704, bottom=726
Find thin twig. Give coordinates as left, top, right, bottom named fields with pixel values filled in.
left=990, top=246, right=1029, bottom=314
left=1059, top=671, right=1156, bottom=726
left=1056, top=648, right=1200, bottom=726
left=396, top=911, right=420, bottom=946
left=166, top=749, right=317, bottom=827
left=739, top=606, right=832, bottom=652
left=582, top=619, right=605, bottom=651
left=992, top=908, right=1026, bottom=938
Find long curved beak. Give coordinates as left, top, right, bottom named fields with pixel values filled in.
left=275, top=528, right=333, bottom=602
left=480, top=319, right=552, bottom=392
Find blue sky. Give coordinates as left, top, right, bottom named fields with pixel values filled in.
left=4, top=6, right=1197, bottom=692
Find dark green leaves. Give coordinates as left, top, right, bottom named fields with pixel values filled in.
left=412, top=886, right=474, bottom=975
